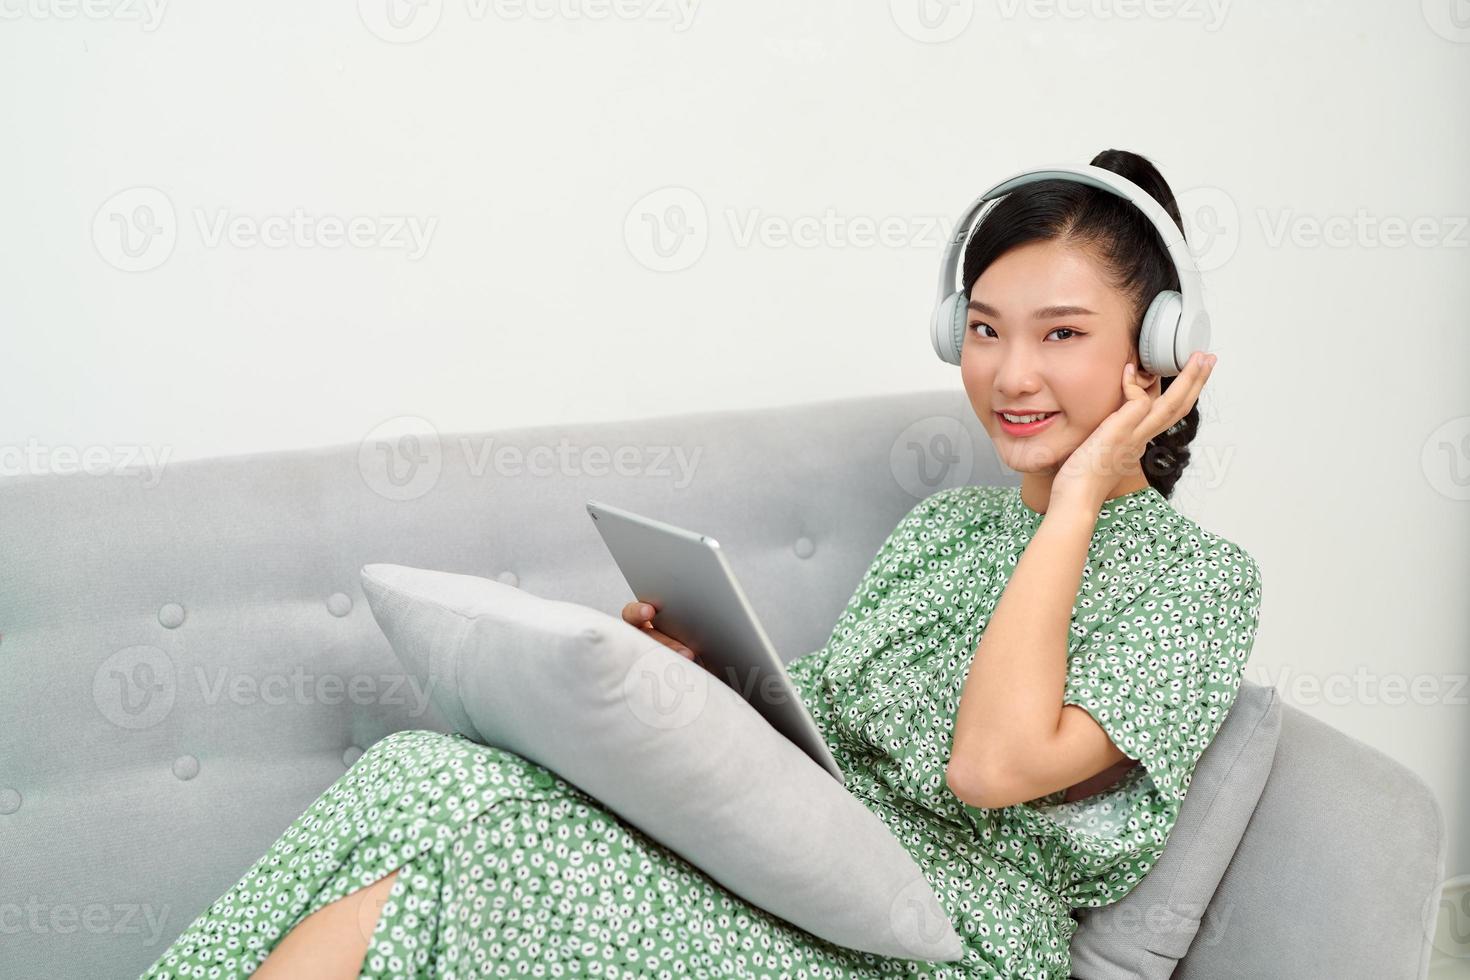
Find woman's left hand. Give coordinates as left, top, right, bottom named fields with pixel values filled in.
left=1049, top=351, right=1217, bottom=513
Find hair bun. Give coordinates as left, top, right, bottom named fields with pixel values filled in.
left=1087, top=148, right=1186, bottom=245
left=1090, top=149, right=1179, bottom=222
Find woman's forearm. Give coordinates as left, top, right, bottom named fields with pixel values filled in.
left=947, top=499, right=1098, bottom=796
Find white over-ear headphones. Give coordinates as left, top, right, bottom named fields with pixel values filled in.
left=930, top=164, right=1211, bottom=378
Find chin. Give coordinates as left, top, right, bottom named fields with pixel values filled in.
left=1006, top=457, right=1060, bottom=476
left=993, top=447, right=1054, bottom=474
left=985, top=426, right=1067, bottom=467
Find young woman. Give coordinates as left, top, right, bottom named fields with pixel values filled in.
left=139, top=149, right=1263, bottom=980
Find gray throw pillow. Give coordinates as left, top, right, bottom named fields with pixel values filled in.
left=1068, top=681, right=1282, bottom=978
left=359, top=562, right=964, bottom=963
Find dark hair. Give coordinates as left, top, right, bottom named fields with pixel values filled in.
left=960, top=149, right=1199, bottom=500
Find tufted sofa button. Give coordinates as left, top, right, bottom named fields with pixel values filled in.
left=158, top=603, right=185, bottom=629
left=0, top=788, right=21, bottom=814
left=497, top=571, right=519, bottom=588
left=326, top=592, right=353, bottom=618
left=172, top=755, right=199, bottom=781
left=793, top=536, right=815, bottom=559
left=530, top=770, right=553, bottom=789
left=343, top=746, right=364, bottom=767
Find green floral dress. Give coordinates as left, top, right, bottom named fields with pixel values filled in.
left=139, top=483, right=1263, bottom=980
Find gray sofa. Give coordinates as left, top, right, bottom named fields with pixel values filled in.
left=0, top=388, right=1447, bottom=979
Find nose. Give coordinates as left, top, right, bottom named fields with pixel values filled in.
left=992, top=346, right=1045, bottom=400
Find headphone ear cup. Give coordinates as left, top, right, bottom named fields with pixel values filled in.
left=930, top=291, right=966, bottom=366
left=1138, top=290, right=1183, bottom=377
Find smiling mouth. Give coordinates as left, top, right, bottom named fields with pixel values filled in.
left=995, top=411, right=1061, bottom=435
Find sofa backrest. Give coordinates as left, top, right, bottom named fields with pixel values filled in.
left=0, top=388, right=1446, bottom=979
left=0, top=389, right=998, bottom=979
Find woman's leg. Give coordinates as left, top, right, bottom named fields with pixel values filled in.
left=248, top=868, right=400, bottom=980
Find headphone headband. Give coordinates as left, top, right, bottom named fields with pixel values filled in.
left=931, top=163, right=1210, bottom=376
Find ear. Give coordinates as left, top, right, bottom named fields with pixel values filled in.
left=1134, top=364, right=1163, bottom=394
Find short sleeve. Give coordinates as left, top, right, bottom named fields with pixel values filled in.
left=1062, top=549, right=1264, bottom=808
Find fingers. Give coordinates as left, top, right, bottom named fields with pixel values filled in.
left=620, top=600, right=655, bottom=625
left=620, top=601, right=698, bottom=661
left=1166, top=350, right=1216, bottom=421
left=648, top=628, right=698, bottom=661
left=1140, top=351, right=1216, bottom=439
left=1122, top=363, right=1152, bottom=405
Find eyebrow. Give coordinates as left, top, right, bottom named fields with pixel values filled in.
left=966, top=300, right=1099, bottom=319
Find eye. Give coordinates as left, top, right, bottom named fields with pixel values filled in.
left=967, top=323, right=1084, bottom=341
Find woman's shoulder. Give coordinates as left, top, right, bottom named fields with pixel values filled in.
left=1142, top=495, right=1264, bottom=597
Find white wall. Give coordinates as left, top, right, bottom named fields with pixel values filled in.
left=3, top=0, right=1467, bottom=905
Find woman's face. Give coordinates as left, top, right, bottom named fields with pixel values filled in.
left=959, top=238, right=1156, bottom=476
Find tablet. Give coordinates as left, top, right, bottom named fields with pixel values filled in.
left=586, top=499, right=847, bottom=786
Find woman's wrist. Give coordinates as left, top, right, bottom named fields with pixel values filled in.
left=1040, top=493, right=1103, bottom=531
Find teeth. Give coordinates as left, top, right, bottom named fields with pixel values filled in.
left=1001, top=412, right=1054, bottom=424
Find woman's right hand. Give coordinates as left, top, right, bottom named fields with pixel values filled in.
left=620, top=600, right=701, bottom=666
